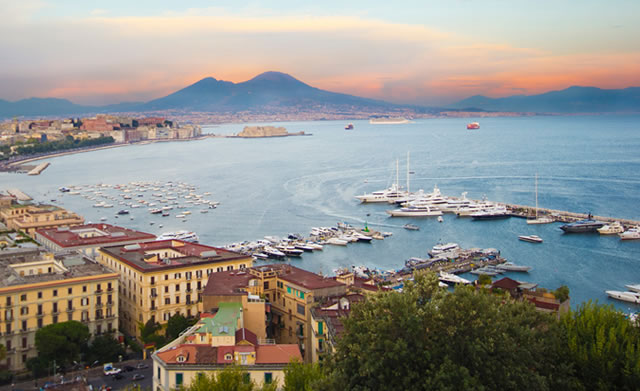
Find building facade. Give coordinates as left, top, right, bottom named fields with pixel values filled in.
left=0, top=248, right=119, bottom=372
left=0, top=203, right=84, bottom=236
left=97, top=240, right=253, bottom=339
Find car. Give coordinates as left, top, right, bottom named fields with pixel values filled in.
left=112, top=373, right=124, bottom=380
left=136, top=363, right=149, bottom=369
left=123, top=365, right=135, bottom=372
left=132, top=374, right=145, bottom=381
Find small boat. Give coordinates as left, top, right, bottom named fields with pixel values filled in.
left=403, top=224, right=420, bottom=231
left=162, top=212, right=170, bottom=217
left=518, top=234, right=543, bottom=243
left=150, top=208, right=162, bottom=214
left=619, top=227, right=640, bottom=240
left=326, top=237, right=348, bottom=246
left=117, top=209, right=130, bottom=215
left=624, top=284, right=640, bottom=293
left=437, top=216, right=443, bottom=223
left=276, top=246, right=304, bottom=257
left=466, top=122, right=480, bottom=130
left=59, top=187, right=71, bottom=192
left=345, top=123, right=354, bottom=130
left=495, top=262, right=532, bottom=272
left=175, top=214, right=185, bottom=218
left=100, top=217, right=107, bottom=221
left=200, top=209, right=209, bottom=214
left=606, top=290, right=640, bottom=304
left=597, top=221, right=624, bottom=235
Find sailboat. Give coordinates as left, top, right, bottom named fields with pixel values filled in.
left=527, top=174, right=554, bottom=224
left=355, top=159, right=409, bottom=203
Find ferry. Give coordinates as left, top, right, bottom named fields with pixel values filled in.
left=466, top=122, right=480, bottom=130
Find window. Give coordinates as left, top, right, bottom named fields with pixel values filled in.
left=83, top=285, right=87, bottom=293
left=175, top=296, right=180, bottom=304
left=318, top=321, right=323, bottom=335
left=150, top=277, right=155, bottom=285
left=20, top=306, right=28, bottom=315
left=37, top=292, right=42, bottom=299
left=175, top=284, right=180, bottom=292
left=157, top=367, right=161, bottom=380
left=37, top=318, right=43, bottom=328
left=224, top=353, right=233, bottom=361
left=21, top=320, right=27, bottom=331
left=176, top=373, right=183, bottom=386
left=5, top=297, right=11, bottom=306
left=22, top=337, right=27, bottom=348
left=287, top=286, right=292, bottom=294
left=53, top=290, right=58, bottom=297
left=164, top=298, right=170, bottom=305
left=264, top=281, right=269, bottom=290
left=68, top=287, right=72, bottom=294
left=164, top=286, right=169, bottom=293
left=216, top=267, right=223, bottom=272
left=297, top=304, right=305, bottom=316
left=227, top=265, right=233, bottom=271
left=52, top=315, right=58, bottom=324
left=164, top=274, right=169, bottom=281
left=81, top=297, right=89, bottom=306
left=20, top=294, right=26, bottom=302
left=264, top=373, right=273, bottom=384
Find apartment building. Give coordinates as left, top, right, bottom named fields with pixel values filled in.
left=0, top=248, right=119, bottom=371
left=0, top=203, right=84, bottom=236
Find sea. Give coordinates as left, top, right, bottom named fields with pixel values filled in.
left=2, top=115, right=640, bottom=311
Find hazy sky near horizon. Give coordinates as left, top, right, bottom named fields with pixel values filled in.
left=2, top=0, right=640, bottom=106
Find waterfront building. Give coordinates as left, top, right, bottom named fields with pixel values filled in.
left=490, top=277, right=570, bottom=316
left=153, top=302, right=301, bottom=390
left=0, top=247, right=119, bottom=372
left=35, top=223, right=156, bottom=259
left=97, top=240, right=253, bottom=339
left=0, top=203, right=84, bottom=236
left=202, top=264, right=347, bottom=362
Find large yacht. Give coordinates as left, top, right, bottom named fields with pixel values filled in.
left=560, top=216, right=605, bottom=233
left=471, top=206, right=510, bottom=220
left=386, top=204, right=443, bottom=217
left=429, top=243, right=460, bottom=257
left=156, top=230, right=199, bottom=242
left=355, top=183, right=409, bottom=203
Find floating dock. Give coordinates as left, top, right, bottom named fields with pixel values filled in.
left=6, top=188, right=32, bottom=201
left=27, top=162, right=50, bottom=176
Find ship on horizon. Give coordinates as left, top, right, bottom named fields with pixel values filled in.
left=467, top=122, right=480, bottom=129
left=369, top=117, right=409, bottom=125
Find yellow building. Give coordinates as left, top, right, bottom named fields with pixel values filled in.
left=0, top=247, right=119, bottom=372
left=1, top=203, right=84, bottom=236
left=153, top=302, right=301, bottom=391
left=203, top=264, right=347, bottom=362
left=97, top=240, right=253, bottom=339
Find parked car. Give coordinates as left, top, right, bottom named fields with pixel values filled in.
left=132, top=374, right=145, bottom=381
left=136, top=363, right=149, bottom=369
left=123, top=365, right=135, bottom=372
left=112, top=373, right=124, bottom=380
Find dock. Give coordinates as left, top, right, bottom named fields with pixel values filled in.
left=27, top=162, right=50, bottom=176
left=6, top=188, right=32, bottom=201
left=504, top=203, right=640, bottom=227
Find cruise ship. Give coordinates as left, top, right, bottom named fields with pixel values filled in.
left=369, top=117, right=409, bottom=125
left=156, top=230, right=199, bottom=242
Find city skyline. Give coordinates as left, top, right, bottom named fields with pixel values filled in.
left=2, top=1, right=639, bottom=106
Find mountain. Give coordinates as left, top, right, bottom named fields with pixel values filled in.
left=0, top=97, right=94, bottom=118
left=451, top=86, right=640, bottom=113
left=142, top=71, right=393, bottom=111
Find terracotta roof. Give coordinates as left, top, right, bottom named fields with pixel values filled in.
left=256, top=264, right=345, bottom=291
left=236, top=328, right=258, bottom=346
left=491, top=277, right=521, bottom=291
left=99, top=240, right=250, bottom=272
left=527, top=297, right=560, bottom=311
left=203, top=270, right=253, bottom=296
left=217, top=346, right=235, bottom=364
left=35, top=223, right=156, bottom=248
left=156, top=345, right=217, bottom=365
left=255, top=344, right=302, bottom=364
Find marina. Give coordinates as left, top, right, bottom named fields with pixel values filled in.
left=3, top=117, right=640, bottom=310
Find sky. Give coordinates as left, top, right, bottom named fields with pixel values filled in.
left=1, top=0, right=639, bottom=106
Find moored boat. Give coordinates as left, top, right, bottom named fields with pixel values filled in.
left=624, top=284, right=640, bottom=293
left=597, top=221, right=624, bottom=235
left=495, top=262, right=532, bottom=272
left=560, top=216, right=605, bottom=233
left=403, top=224, right=419, bottom=231
left=606, top=290, right=640, bottom=304
left=518, top=234, right=543, bottom=243
left=619, top=227, right=640, bottom=240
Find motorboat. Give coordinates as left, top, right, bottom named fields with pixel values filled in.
left=619, top=227, right=640, bottom=240
left=326, top=237, right=349, bottom=246
left=263, top=246, right=286, bottom=259
left=387, top=204, right=443, bottom=217
left=471, top=206, right=510, bottom=220
left=495, top=262, right=532, bottom=272
left=345, top=123, right=354, bottom=130
left=437, top=216, right=444, bottom=223
left=429, top=243, right=460, bottom=257
left=624, top=284, right=640, bottom=293
left=156, top=230, right=199, bottom=242
left=438, top=271, right=471, bottom=285
left=117, top=209, right=130, bottom=215
left=518, top=234, right=543, bottom=243
left=403, top=224, right=419, bottom=231
left=560, top=216, right=605, bottom=233
left=606, top=290, right=640, bottom=304
left=597, top=221, right=624, bottom=235
left=276, top=246, right=304, bottom=257
left=466, top=122, right=480, bottom=130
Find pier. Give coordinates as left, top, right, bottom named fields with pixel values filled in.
left=504, top=202, right=640, bottom=227
left=6, top=188, right=32, bottom=201
left=27, top=162, right=50, bottom=175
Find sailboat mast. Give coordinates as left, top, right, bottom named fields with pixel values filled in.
left=396, top=159, right=399, bottom=190
left=407, top=151, right=410, bottom=193
left=535, top=173, right=538, bottom=219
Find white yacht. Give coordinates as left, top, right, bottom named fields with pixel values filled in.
left=624, top=284, right=640, bottom=293
left=386, top=204, right=443, bottom=217
left=597, top=221, right=624, bottom=235
left=471, top=206, right=510, bottom=220
left=156, top=230, right=199, bottom=242
left=429, top=243, right=460, bottom=257
left=526, top=174, right=554, bottom=224
left=355, top=183, right=408, bottom=203
left=440, top=192, right=473, bottom=213
left=438, top=271, right=471, bottom=285
left=606, top=290, right=640, bottom=304
left=518, top=234, right=543, bottom=243
left=619, top=227, right=640, bottom=240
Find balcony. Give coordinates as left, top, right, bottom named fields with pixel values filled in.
left=150, top=292, right=158, bottom=298
left=36, top=312, right=44, bottom=317
left=95, top=315, right=104, bottom=320
left=66, top=307, right=75, bottom=312
left=51, top=310, right=59, bottom=315
left=106, top=301, right=114, bottom=306
left=95, top=302, right=103, bottom=308
left=186, top=288, right=192, bottom=293
left=107, top=286, right=114, bottom=292
left=95, top=289, right=103, bottom=294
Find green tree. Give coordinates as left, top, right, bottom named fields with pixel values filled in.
left=26, top=356, right=49, bottom=378
left=137, top=319, right=166, bottom=347
left=320, top=271, right=577, bottom=391
left=476, top=273, right=492, bottom=286
left=35, top=321, right=90, bottom=369
left=283, top=359, right=323, bottom=391
left=166, top=314, right=197, bottom=341
left=562, top=301, right=640, bottom=390
left=183, top=366, right=277, bottom=391
left=0, top=344, right=5, bottom=362
left=554, top=285, right=570, bottom=302
left=85, top=334, right=125, bottom=365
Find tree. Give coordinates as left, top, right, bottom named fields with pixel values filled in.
left=85, top=334, right=125, bottom=365
left=319, top=271, right=577, bottom=391
left=137, top=319, right=166, bottom=347
left=0, top=344, right=5, bottom=362
left=476, top=273, right=492, bottom=286
left=166, top=314, right=197, bottom=341
left=562, top=301, right=640, bottom=390
left=34, top=321, right=90, bottom=369
left=283, top=359, right=323, bottom=391
left=554, top=285, right=570, bottom=302
left=183, top=366, right=277, bottom=391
